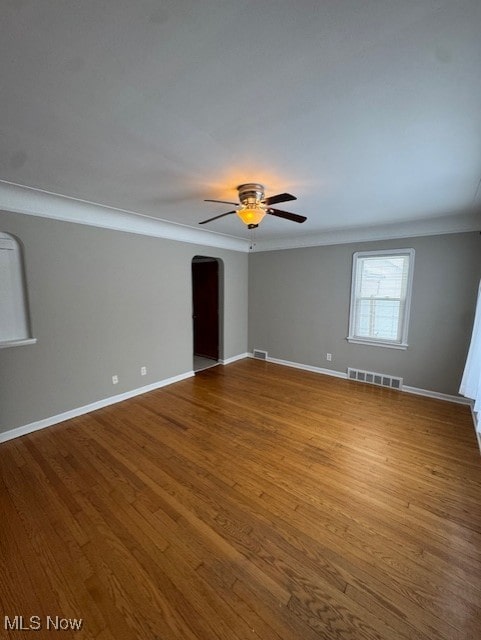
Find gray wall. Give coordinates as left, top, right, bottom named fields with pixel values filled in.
left=249, top=232, right=481, bottom=396
left=0, top=211, right=248, bottom=433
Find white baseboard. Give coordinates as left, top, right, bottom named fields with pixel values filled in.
left=248, top=352, right=470, bottom=404
left=402, top=385, right=471, bottom=405
left=250, top=352, right=479, bottom=451
left=220, top=352, right=250, bottom=365
left=0, top=370, right=194, bottom=444
left=3, top=354, right=477, bottom=452
left=256, top=354, right=348, bottom=380
left=0, top=356, right=249, bottom=445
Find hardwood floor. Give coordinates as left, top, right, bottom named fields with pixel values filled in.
left=2, top=359, right=481, bottom=639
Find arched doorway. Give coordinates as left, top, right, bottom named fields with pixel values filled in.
left=192, top=256, right=223, bottom=372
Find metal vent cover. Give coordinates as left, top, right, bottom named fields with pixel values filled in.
left=347, top=367, right=403, bottom=390
left=252, top=349, right=268, bottom=360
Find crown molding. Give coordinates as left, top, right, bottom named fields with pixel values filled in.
left=251, top=210, right=481, bottom=252
left=0, top=180, right=250, bottom=253
left=1, top=180, right=480, bottom=254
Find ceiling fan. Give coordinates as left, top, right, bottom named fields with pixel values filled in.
left=200, top=183, right=307, bottom=229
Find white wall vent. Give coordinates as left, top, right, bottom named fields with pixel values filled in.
left=253, top=349, right=268, bottom=360
left=347, top=367, right=403, bottom=390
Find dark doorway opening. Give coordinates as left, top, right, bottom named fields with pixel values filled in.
left=192, top=257, right=221, bottom=372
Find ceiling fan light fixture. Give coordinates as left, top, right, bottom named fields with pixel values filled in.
left=236, top=205, right=266, bottom=226
left=200, top=182, right=305, bottom=227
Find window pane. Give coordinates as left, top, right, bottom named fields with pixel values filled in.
left=358, top=256, right=408, bottom=299
left=357, top=299, right=401, bottom=341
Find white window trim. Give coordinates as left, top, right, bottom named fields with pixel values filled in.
left=346, top=337, right=409, bottom=350
left=0, top=338, right=37, bottom=349
left=347, top=248, right=415, bottom=350
left=0, top=231, right=36, bottom=347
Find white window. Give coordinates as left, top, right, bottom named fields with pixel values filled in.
left=0, top=232, right=36, bottom=348
left=347, top=248, right=415, bottom=349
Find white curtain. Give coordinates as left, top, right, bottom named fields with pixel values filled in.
left=460, top=280, right=481, bottom=412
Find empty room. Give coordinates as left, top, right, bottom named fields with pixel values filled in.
left=1, top=2, right=481, bottom=639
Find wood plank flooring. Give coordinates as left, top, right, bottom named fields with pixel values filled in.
left=1, top=359, right=481, bottom=639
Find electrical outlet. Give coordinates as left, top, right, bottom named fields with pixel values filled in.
left=141, top=366, right=147, bottom=376
left=112, top=375, right=119, bottom=384
left=326, top=353, right=332, bottom=361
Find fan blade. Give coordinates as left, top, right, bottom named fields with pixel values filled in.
left=262, top=192, right=297, bottom=206
left=199, top=211, right=236, bottom=224
left=204, top=199, right=239, bottom=206
left=267, top=208, right=307, bottom=223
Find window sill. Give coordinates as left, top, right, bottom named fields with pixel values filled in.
left=0, top=338, right=37, bottom=349
left=347, top=337, right=408, bottom=350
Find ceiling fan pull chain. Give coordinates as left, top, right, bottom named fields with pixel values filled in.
left=249, top=226, right=257, bottom=251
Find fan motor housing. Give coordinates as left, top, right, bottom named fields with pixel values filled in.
left=237, top=183, right=265, bottom=206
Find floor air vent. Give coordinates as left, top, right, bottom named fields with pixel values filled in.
left=253, top=349, right=268, bottom=360
left=347, top=367, right=403, bottom=390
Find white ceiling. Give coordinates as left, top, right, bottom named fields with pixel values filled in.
left=1, top=0, right=481, bottom=248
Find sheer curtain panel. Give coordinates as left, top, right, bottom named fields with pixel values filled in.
left=460, top=280, right=481, bottom=412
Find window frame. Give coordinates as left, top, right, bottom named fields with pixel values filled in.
left=0, top=232, right=36, bottom=349
left=347, top=248, right=415, bottom=350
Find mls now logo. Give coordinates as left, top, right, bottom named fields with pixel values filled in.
left=4, top=615, right=83, bottom=631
